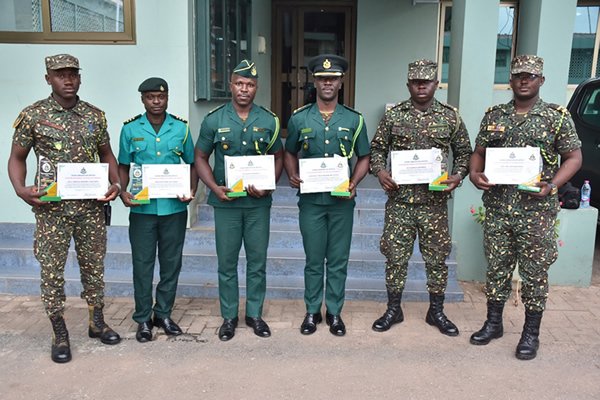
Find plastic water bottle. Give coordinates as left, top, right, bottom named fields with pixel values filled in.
left=580, top=180, right=591, bottom=208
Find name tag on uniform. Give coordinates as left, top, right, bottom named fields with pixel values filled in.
left=487, top=124, right=505, bottom=132
left=218, top=127, right=231, bottom=133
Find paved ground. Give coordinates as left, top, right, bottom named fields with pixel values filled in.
left=1, top=239, right=599, bottom=399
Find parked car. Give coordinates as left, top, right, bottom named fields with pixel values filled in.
left=567, top=77, right=600, bottom=209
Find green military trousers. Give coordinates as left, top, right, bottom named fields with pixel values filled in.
left=129, top=210, right=187, bottom=323
left=214, top=206, right=270, bottom=319
left=299, top=200, right=355, bottom=315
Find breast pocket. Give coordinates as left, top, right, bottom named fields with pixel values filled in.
left=390, top=123, right=412, bottom=150
left=337, top=129, right=354, bottom=155
left=168, top=137, right=184, bottom=156
left=430, top=124, right=451, bottom=148
left=129, top=140, right=148, bottom=154
left=297, top=128, right=316, bottom=155
left=251, top=130, right=272, bottom=154
left=214, top=131, right=235, bottom=155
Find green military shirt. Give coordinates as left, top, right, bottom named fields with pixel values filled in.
left=370, top=98, right=471, bottom=204
left=476, top=98, right=581, bottom=212
left=118, top=113, right=195, bottom=216
left=196, top=102, right=282, bottom=208
left=12, top=95, right=109, bottom=216
left=285, top=103, right=370, bottom=205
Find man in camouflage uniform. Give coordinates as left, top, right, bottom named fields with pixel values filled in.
left=469, top=55, right=582, bottom=360
left=370, top=60, right=471, bottom=336
left=8, top=54, right=122, bottom=363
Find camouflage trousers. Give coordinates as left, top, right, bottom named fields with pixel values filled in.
left=34, top=209, right=107, bottom=317
left=380, top=200, right=451, bottom=295
left=483, top=207, right=558, bottom=312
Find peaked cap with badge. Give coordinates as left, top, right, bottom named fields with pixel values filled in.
left=308, top=54, right=348, bottom=77
left=407, top=59, right=437, bottom=81
left=233, top=60, right=258, bottom=78
left=138, top=77, right=169, bottom=93
left=45, top=54, right=80, bottom=70
left=510, top=54, right=544, bottom=75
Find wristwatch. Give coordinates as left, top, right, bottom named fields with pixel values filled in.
left=113, top=182, right=122, bottom=195
left=548, top=183, right=558, bottom=196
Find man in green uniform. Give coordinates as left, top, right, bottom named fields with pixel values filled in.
left=284, top=54, right=370, bottom=337
left=370, top=60, right=471, bottom=337
left=118, top=78, right=197, bottom=342
left=195, top=60, right=283, bottom=341
left=8, top=54, right=122, bottom=363
left=470, top=55, right=582, bottom=360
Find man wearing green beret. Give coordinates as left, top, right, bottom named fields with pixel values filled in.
left=470, top=55, right=582, bottom=360
left=195, top=60, right=283, bottom=341
left=8, top=54, right=122, bottom=363
left=370, top=59, right=471, bottom=337
left=118, top=77, right=197, bottom=342
left=284, top=54, right=370, bottom=336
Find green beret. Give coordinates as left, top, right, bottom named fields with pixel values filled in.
left=511, top=55, right=543, bottom=75
left=45, top=54, right=80, bottom=70
left=233, top=60, right=258, bottom=78
left=408, top=59, right=437, bottom=81
left=138, top=77, right=168, bottom=93
left=308, top=54, right=348, bottom=77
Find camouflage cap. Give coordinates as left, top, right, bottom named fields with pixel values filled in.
left=408, top=59, right=437, bottom=81
left=138, top=77, right=169, bottom=93
left=511, top=55, right=543, bottom=75
left=308, top=54, right=348, bottom=77
left=45, top=54, right=80, bottom=70
left=233, top=60, right=258, bottom=78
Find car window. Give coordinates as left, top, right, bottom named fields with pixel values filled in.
left=580, top=87, right=600, bottom=127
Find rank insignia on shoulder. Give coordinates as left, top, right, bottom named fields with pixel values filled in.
left=486, top=124, right=505, bottom=132
left=12, top=112, right=25, bottom=129
left=170, top=114, right=188, bottom=123
left=124, top=114, right=142, bottom=125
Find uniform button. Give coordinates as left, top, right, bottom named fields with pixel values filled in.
left=221, top=136, right=226, bottom=141
left=344, top=136, right=348, bottom=140
left=156, top=138, right=160, bottom=142
left=304, top=136, right=308, bottom=140
left=242, top=141, right=247, bottom=145
left=324, top=153, right=329, bottom=157
left=243, top=128, right=247, bottom=132
left=260, top=138, right=264, bottom=142
left=157, top=151, right=161, bottom=156
left=325, top=126, right=329, bottom=131
left=325, top=139, right=330, bottom=144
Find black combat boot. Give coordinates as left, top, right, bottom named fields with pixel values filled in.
left=372, top=291, right=404, bottom=332
left=470, top=301, right=504, bottom=345
left=425, top=293, right=459, bottom=336
left=50, top=314, right=71, bottom=363
left=88, top=306, right=121, bottom=345
left=515, top=310, right=543, bottom=360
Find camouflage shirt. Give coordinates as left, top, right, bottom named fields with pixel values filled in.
left=370, top=98, right=472, bottom=204
left=476, top=98, right=581, bottom=212
left=12, top=95, right=110, bottom=215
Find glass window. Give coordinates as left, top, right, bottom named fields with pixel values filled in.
left=438, top=1, right=516, bottom=85
left=0, top=0, right=135, bottom=43
left=196, top=0, right=251, bottom=100
left=568, top=4, right=600, bottom=85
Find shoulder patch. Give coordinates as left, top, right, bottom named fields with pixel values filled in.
left=293, top=104, right=311, bottom=114
left=123, top=114, right=142, bottom=125
left=207, top=104, right=226, bottom=116
left=170, top=113, right=188, bottom=123
left=259, top=105, right=277, bottom=117
left=341, top=104, right=362, bottom=115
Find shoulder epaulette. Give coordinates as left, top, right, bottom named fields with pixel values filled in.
left=123, top=114, right=142, bottom=125
left=80, top=100, right=103, bottom=113
left=547, top=103, right=568, bottom=113
left=485, top=104, right=505, bottom=113
left=170, top=113, right=188, bottom=123
left=259, top=105, right=278, bottom=117
left=393, top=100, right=411, bottom=110
left=292, top=104, right=312, bottom=114
left=438, top=101, right=458, bottom=113
left=341, top=104, right=362, bottom=115
left=206, top=104, right=226, bottom=116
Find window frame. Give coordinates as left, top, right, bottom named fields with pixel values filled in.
left=0, top=0, right=136, bottom=44
left=568, top=1, right=600, bottom=87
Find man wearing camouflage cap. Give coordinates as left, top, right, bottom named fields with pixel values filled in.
left=195, top=60, right=283, bottom=341
left=370, top=59, right=471, bottom=337
left=118, top=77, right=197, bottom=342
left=8, top=54, right=122, bottom=363
left=470, top=55, right=582, bottom=360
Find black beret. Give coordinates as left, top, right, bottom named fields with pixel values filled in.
left=138, top=77, right=169, bottom=93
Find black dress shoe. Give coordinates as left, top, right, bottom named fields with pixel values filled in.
left=218, top=318, right=238, bottom=341
left=300, top=313, right=323, bottom=335
left=136, top=321, right=153, bottom=343
left=326, top=313, right=346, bottom=336
left=152, top=316, right=183, bottom=336
left=245, top=316, right=271, bottom=338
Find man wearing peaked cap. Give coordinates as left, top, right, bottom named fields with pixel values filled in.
left=195, top=60, right=283, bottom=341
left=469, top=55, right=582, bottom=360
left=8, top=54, right=122, bottom=363
left=370, top=59, right=471, bottom=337
left=284, top=54, right=370, bottom=337
left=118, top=77, right=197, bottom=342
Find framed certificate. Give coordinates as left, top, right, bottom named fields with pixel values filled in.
left=484, top=147, right=541, bottom=185
left=299, top=156, right=349, bottom=194
left=57, top=163, right=109, bottom=200
left=224, top=155, right=276, bottom=191
left=391, top=148, right=442, bottom=184
left=142, top=164, right=191, bottom=199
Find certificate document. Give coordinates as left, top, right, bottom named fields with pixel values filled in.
left=224, top=155, right=276, bottom=191
left=142, top=164, right=190, bottom=198
left=299, top=155, right=349, bottom=194
left=57, top=163, right=109, bottom=199
left=391, top=148, right=442, bottom=184
left=484, top=147, right=541, bottom=185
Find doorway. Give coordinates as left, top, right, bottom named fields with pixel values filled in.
left=271, top=1, right=357, bottom=135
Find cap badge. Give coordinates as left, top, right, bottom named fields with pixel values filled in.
left=251, top=66, right=257, bottom=76
left=160, top=85, right=165, bottom=92
left=323, top=59, right=331, bottom=69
